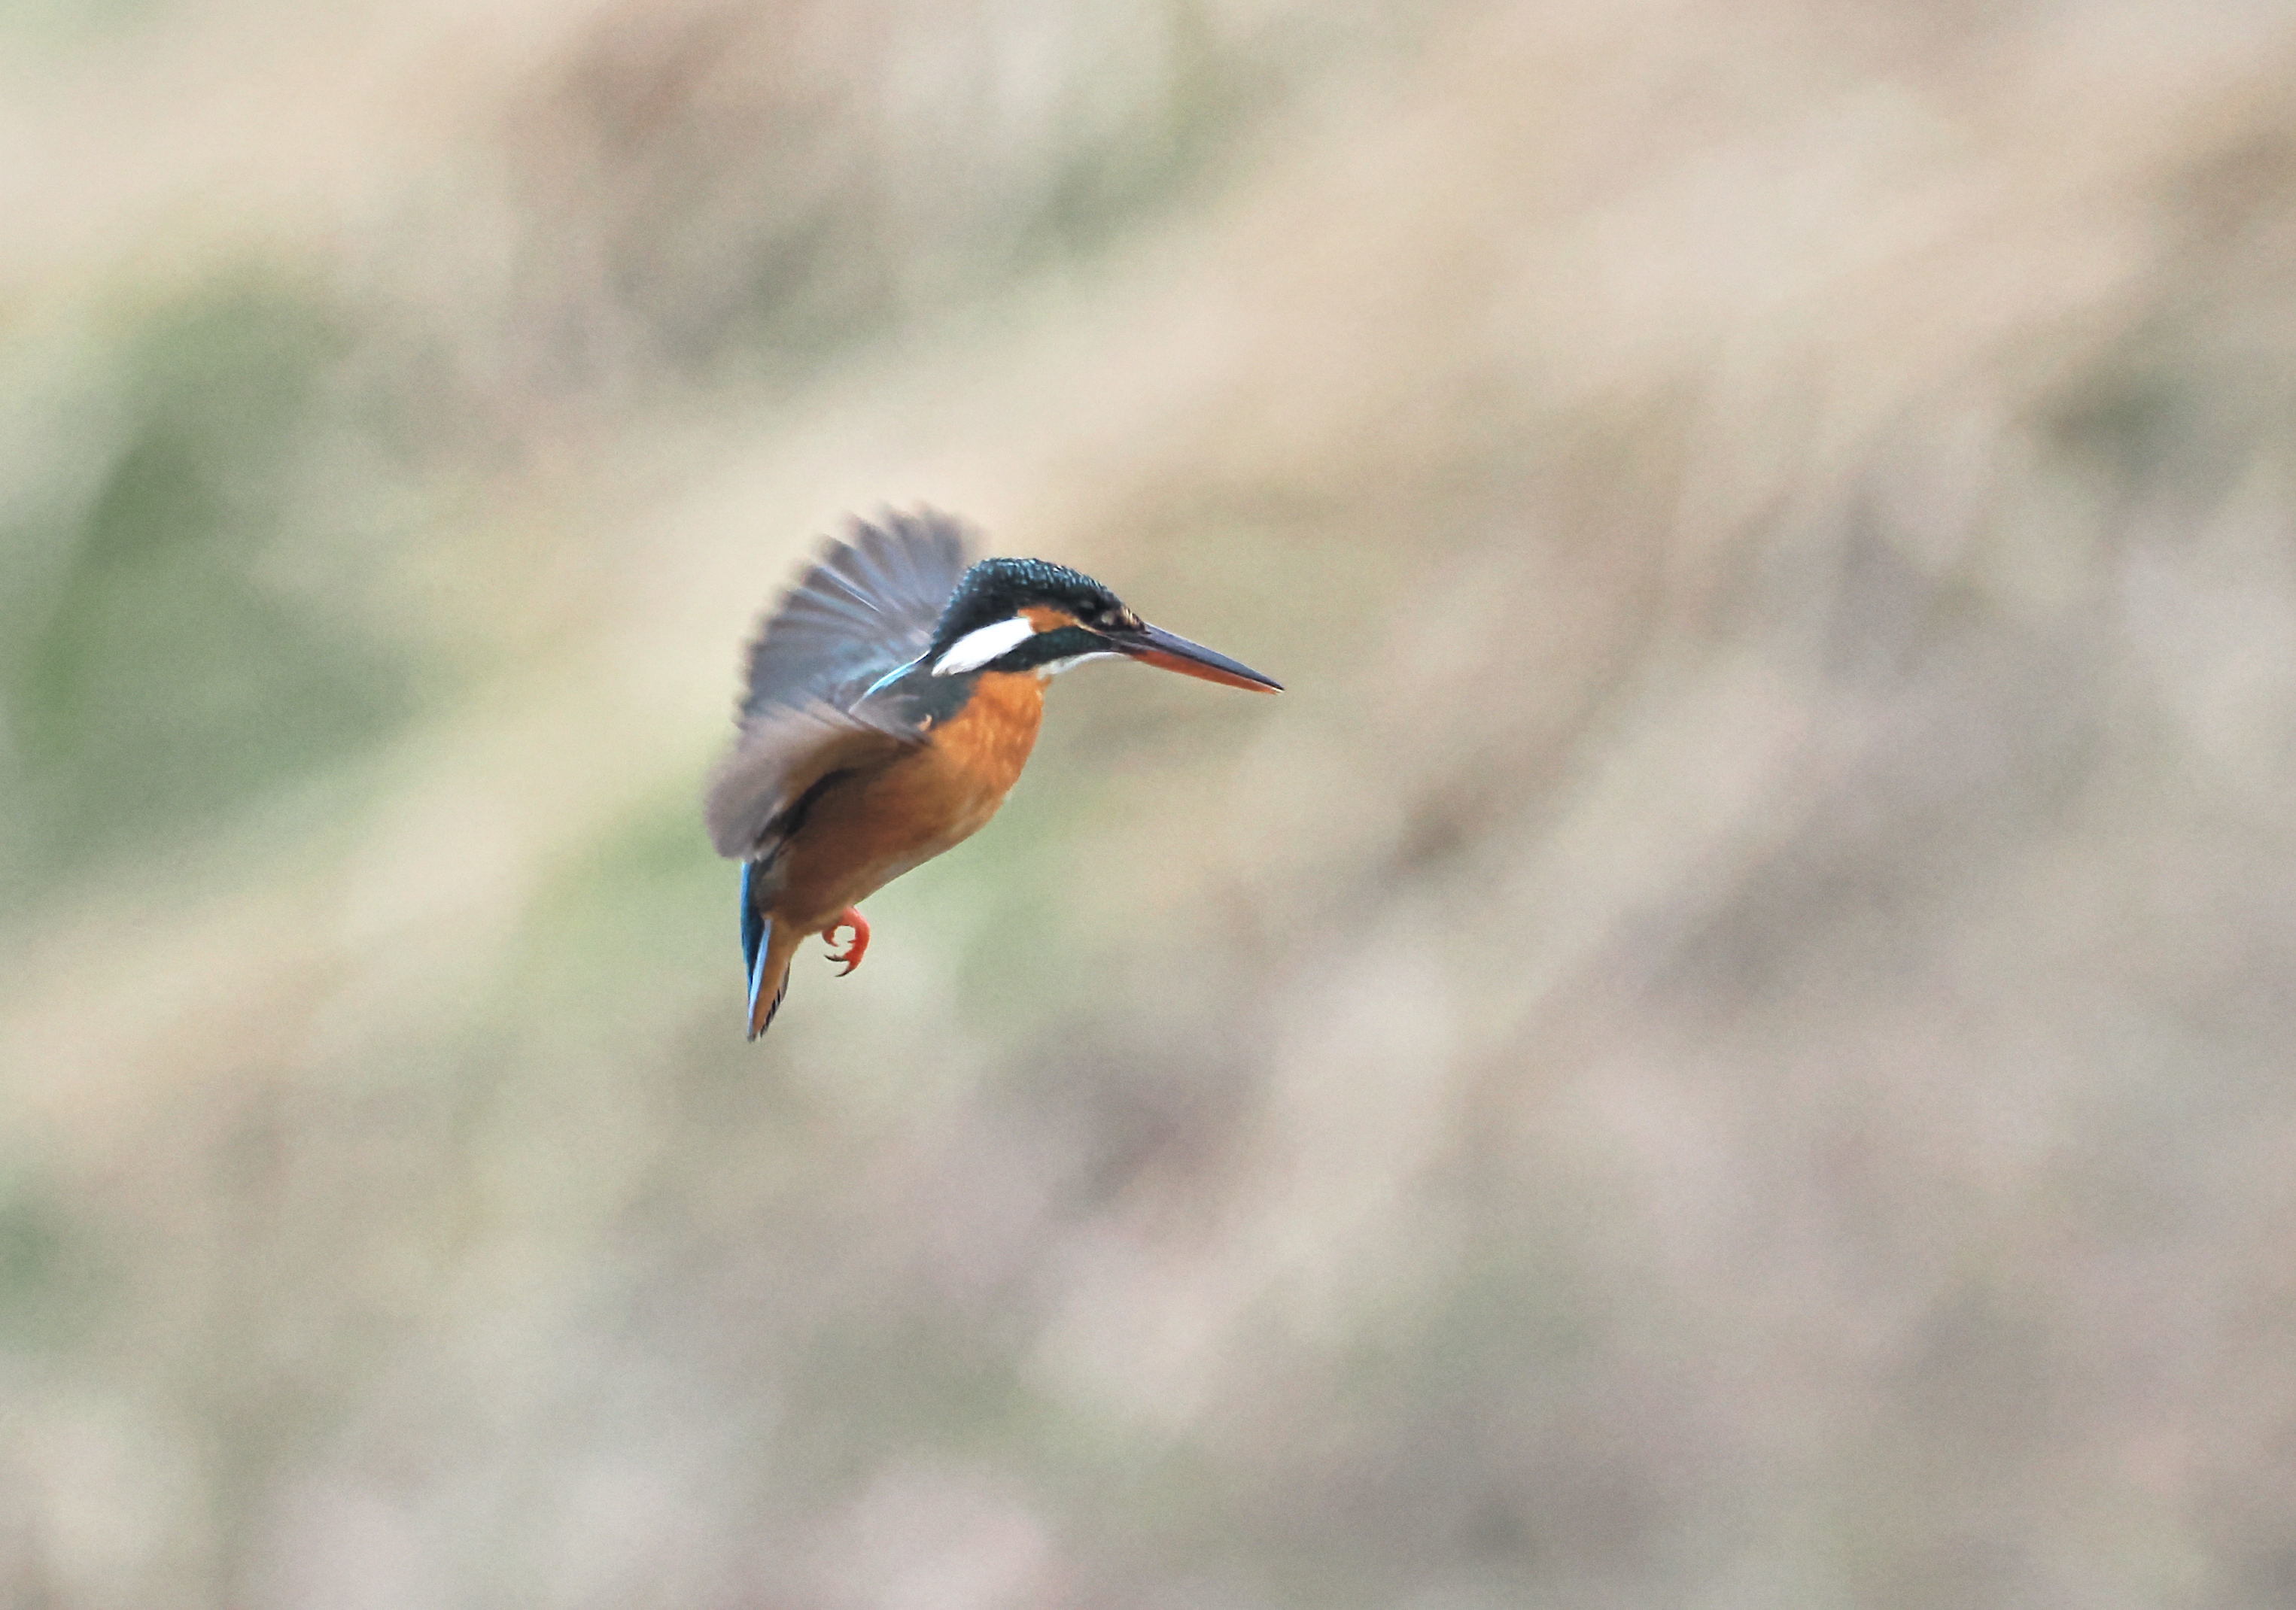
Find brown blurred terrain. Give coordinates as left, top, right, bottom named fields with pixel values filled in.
left=5, top=1, right=2296, bottom=1605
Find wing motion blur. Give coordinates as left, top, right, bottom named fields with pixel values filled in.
left=704, top=511, right=972, bottom=861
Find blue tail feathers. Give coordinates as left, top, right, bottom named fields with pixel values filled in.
left=746, top=921, right=778, bottom=1039
left=740, top=861, right=790, bottom=1040
left=740, top=861, right=765, bottom=983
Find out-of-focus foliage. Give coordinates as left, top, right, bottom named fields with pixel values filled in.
left=5, top=2, right=2296, bottom=1606
left=0, top=285, right=418, bottom=901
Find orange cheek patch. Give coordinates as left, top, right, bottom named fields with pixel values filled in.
left=1020, top=605, right=1079, bottom=633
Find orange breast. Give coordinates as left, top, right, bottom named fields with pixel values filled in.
left=771, top=672, right=1045, bottom=925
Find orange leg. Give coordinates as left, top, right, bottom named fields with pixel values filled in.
left=821, top=907, right=871, bottom=976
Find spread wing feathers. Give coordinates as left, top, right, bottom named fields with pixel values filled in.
left=707, top=512, right=973, bottom=861
left=705, top=697, right=916, bottom=859
left=736, top=509, right=972, bottom=719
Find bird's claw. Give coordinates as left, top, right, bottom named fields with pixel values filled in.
left=823, top=908, right=871, bottom=977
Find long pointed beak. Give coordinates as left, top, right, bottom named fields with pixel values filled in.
left=1107, top=621, right=1282, bottom=692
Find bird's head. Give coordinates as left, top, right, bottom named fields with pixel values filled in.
left=926, top=557, right=1282, bottom=692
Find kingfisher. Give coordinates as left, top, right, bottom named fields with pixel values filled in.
left=704, top=509, right=1282, bottom=1039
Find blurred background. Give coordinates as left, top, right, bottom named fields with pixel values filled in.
left=5, top=0, right=2296, bottom=1605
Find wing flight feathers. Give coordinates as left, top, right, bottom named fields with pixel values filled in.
left=737, top=510, right=971, bottom=718
left=704, top=697, right=921, bottom=859
left=708, top=511, right=974, bottom=861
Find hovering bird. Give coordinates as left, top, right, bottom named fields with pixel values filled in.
left=705, top=510, right=1282, bottom=1039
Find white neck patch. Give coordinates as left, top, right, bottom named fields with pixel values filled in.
left=1035, top=650, right=1120, bottom=680
left=933, top=615, right=1036, bottom=676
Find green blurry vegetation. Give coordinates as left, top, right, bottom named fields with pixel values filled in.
left=0, top=1173, right=85, bottom=1350
left=521, top=792, right=724, bottom=998
left=0, top=0, right=159, bottom=45
left=0, top=284, right=415, bottom=907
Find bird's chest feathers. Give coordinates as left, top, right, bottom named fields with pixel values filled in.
left=771, top=673, right=1045, bottom=921
left=926, top=672, right=1045, bottom=813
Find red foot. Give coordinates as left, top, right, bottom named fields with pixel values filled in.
left=822, top=907, right=871, bottom=977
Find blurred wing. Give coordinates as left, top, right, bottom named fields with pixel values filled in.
left=704, top=697, right=917, bottom=860
left=737, top=509, right=972, bottom=718
left=707, top=513, right=972, bottom=861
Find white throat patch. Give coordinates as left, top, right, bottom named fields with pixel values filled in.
left=933, top=616, right=1036, bottom=676
left=1035, top=650, right=1120, bottom=680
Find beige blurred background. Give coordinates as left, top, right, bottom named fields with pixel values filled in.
left=5, top=1, right=2296, bottom=1605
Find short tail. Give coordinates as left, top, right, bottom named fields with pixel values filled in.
left=740, top=866, right=802, bottom=1040
left=747, top=926, right=793, bottom=1040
